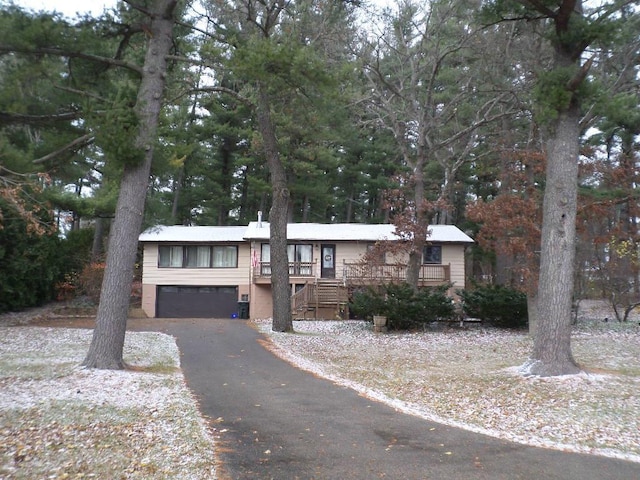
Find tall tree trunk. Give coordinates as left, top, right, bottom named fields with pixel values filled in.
left=171, top=166, right=184, bottom=224
left=523, top=106, right=581, bottom=376
left=520, top=0, right=590, bottom=377
left=405, top=157, right=426, bottom=290
left=346, top=192, right=354, bottom=223
left=527, top=293, right=538, bottom=337
left=256, top=84, right=293, bottom=333
left=525, top=105, right=580, bottom=376
left=91, top=216, right=106, bottom=261
left=82, top=0, right=177, bottom=369
left=218, top=139, right=233, bottom=225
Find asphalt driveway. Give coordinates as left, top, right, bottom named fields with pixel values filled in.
left=137, top=318, right=639, bottom=480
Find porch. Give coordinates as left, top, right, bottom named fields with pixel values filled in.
left=253, top=261, right=317, bottom=284
left=253, top=261, right=452, bottom=320
left=291, top=280, right=348, bottom=320
left=253, top=261, right=450, bottom=286
left=342, top=262, right=451, bottom=286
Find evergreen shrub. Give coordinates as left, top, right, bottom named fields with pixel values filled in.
left=457, top=283, right=528, bottom=328
left=350, top=282, right=456, bottom=330
left=0, top=203, right=61, bottom=312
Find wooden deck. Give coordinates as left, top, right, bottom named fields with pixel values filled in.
left=254, top=261, right=452, bottom=319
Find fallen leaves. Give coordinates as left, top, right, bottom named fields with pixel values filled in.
left=0, top=329, right=217, bottom=480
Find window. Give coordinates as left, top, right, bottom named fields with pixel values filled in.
left=261, top=244, right=312, bottom=263
left=288, top=244, right=312, bottom=263
left=185, top=246, right=211, bottom=267
left=423, top=245, right=442, bottom=264
left=159, top=245, right=238, bottom=268
left=213, top=246, right=238, bottom=267
left=366, top=243, right=386, bottom=264
left=260, top=244, right=271, bottom=275
left=290, top=244, right=312, bottom=275
left=159, top=246, right=183, bottom=267
left=260, top=243, right=313, bottom=275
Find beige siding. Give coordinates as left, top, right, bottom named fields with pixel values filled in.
left=442, top=244, right=467, bottom=288
left=142, top=239, right=469, bottom=320
left=142, top=243, right=250, bottom=285
left=141, top=243, right=251, bottom=318
left=249, top=284, right=273, bottom=320
left=334, top=242, right=368, bottom=279
left=141, top=283, right=157, bottom=318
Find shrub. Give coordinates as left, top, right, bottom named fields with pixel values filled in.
left=77, top=262, right=106, bottom=304
left=457, top=284, right=528, bottom=328
left=349, top=286, right=385, bottom=321
left=350, top=282, right=456, bottom=330
left=0, top=199, right=67, bottom=312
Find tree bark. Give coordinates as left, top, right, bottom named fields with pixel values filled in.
left=522, top=106, right=581, bottom=376
left=82, top=0, right=178, bottom=369
left=90, top=216, right=106, bottom=262
left=520, top=0, right=590, bottom=377
left=405, top=160, right=426, bottom=290
left=527, top=293, right=538, bottom=338
left=256, top=84, right=293, bottom=333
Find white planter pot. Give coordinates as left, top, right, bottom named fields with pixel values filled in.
left=373, top=315, right=387, bottom=327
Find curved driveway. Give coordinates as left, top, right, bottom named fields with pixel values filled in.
left=140, top=318, right=640, bottom=480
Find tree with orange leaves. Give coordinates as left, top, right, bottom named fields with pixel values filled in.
left=467, top=149, right=544, bottom=331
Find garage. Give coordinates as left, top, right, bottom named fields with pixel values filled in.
left=156, top=286, right=239, bottom=318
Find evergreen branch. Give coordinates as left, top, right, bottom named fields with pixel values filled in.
left=0, top=111, right=82, bottom=126
left=566, top=55, right=594, bottom=92
left=191, top=86, right=256, bottom=109
left=165, top=54, right=213, bottom=68
left=0, top=165, right=32, bottom=178
left=32, top=134, right=95, bottom=164
left=519, top=0, right=557, bottom=18
left=0, top=45, right=143, bottom=75
left=53, top=85, right=110, bottom=103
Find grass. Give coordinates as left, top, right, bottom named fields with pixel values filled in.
left=0, top=327, right=216, bottom=480
left=258, top=319, right=640, bottom=461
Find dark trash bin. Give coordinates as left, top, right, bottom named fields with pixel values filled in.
left=238, top=301, right=250, bottom=319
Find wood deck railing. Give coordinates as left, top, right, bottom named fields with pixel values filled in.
left=342, top=262, right=451, bottom=285
left=291, top=280, right=348, bottom=319
left=256, top=261, right=316, bottom=278
left=254, top=261, right=450, bottom=286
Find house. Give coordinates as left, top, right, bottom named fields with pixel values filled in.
left=138, top=221, right=474, bottom=320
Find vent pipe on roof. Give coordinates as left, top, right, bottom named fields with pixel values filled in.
left=257, top=211, right=263, bottom=228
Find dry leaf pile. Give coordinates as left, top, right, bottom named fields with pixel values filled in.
left=256, top=311, right=640, bottom=464
left=0, top=327, right=216, bottom=480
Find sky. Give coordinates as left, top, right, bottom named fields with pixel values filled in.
left=10, top=0, right=389, bottom=18
left=12, top=0, right=118, bottom=18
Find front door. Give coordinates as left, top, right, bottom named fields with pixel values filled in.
left=321, top=244, right=335, bottom=279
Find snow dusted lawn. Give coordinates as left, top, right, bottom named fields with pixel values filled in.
left=256, top=319, right=640, bottom=463
left=1, top=306, right=638, bottom=478
left=0, top=328, right=216, bottom=480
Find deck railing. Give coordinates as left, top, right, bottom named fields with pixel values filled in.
left=256, top=261, right=316, bottom=278
left=255, top=261, right=450, bottom=285
left=291, top=280, right=349, bottom=319
left=342, top=262, right=450, bottom=284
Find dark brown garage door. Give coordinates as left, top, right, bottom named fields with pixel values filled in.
left=157, top=286, right=239, bottom=318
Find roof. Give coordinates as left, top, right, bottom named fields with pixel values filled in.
left=138, top=223, right=474, bottom=244
left=244, top=222, right=473, bottom=243
left=138, top=225, right=247, bottom=243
